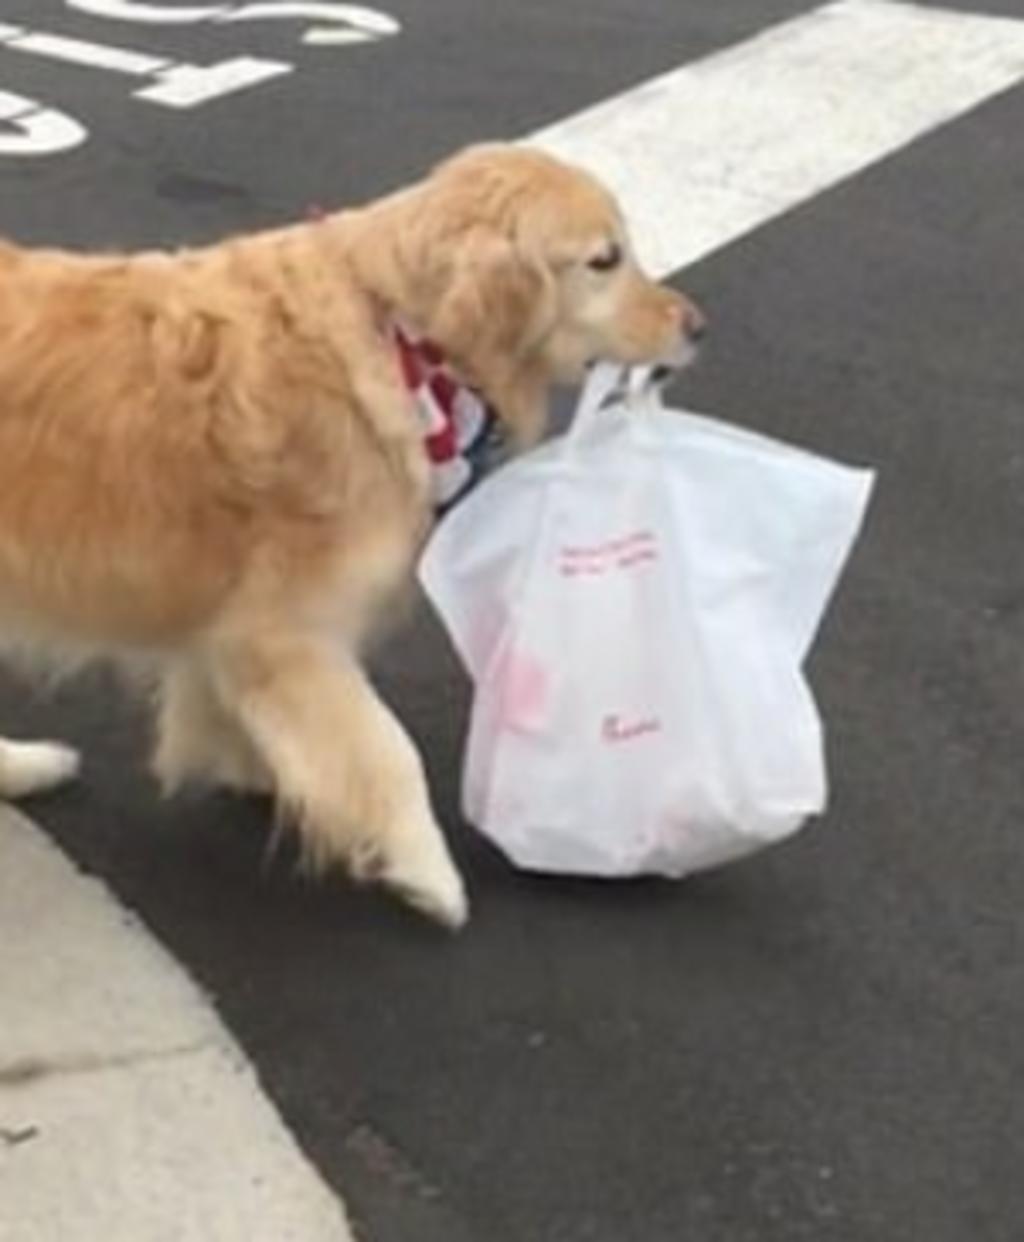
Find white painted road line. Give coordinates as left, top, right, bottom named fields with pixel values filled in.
left=0, top=21, right=293, bottom=111
left=531, top=0, right=1024, bottom=277
left=0, top=807, right=353, bottom=1242
left=215, top=3, right=401, bottom=46
left=65, top=0, right=402, bottom=47
left=0, top=27, right=170, bottom=76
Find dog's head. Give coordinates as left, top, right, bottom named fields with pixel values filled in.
left=362, top=143, right=705, bottom=444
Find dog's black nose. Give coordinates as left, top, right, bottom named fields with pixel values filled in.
left=686, top=316, right=708, bottom=344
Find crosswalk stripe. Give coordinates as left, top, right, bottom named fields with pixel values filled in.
left=530, top=0, right=1024, bottom=276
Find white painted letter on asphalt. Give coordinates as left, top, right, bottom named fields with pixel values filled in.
left=0, top=88, right=86, bottom=155
left=135, top=56, right=293, bottom=107
left=0, top=22, right=292, bottom=109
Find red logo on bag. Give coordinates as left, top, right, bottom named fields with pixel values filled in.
left=559, top=530, right=658, bottom=577
left=602, top=714, right=662, bottom=744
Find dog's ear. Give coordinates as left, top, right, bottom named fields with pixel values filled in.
left=426, top=227, right=556, bottom=445
left=430, top=227, right=553, bottom=362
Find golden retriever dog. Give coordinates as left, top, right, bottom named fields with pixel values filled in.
left=0, top=143, right=705, bottom=926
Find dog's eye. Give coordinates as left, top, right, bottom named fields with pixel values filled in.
left=586, top=243, right=623, bottom=273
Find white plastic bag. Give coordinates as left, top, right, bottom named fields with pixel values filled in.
left=418, top=364, right=875, bottom=878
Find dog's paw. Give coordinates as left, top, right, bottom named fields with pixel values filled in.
left=386, top=849, right=470, bottom=930
left=0, top=739, right=81, bottom=799
left=351, top=819, right=469, bottom=930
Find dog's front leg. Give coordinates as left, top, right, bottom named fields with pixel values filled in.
left=153, top=658, right=273, bottom=796
left=207, top=630, right=467, bottom=928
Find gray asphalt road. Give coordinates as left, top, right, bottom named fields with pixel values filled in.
left=1, top=2, right=1022, bottom=1240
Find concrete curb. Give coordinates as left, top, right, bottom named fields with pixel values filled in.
left=0, top=805, right=353, bottom=1242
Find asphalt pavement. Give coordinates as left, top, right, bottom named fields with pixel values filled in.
left=1, top=2, right=1022, bottom=1240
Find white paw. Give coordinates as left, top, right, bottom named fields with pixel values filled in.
left=381, top=825, right=469, bottom=930
left=0, top=740, right=81, bottom=798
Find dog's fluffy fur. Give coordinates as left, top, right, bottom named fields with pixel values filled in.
left=0, top=144, right=703, bottom=925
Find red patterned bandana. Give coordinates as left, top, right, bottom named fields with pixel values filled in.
left=393, top=323, right=503, bottom=513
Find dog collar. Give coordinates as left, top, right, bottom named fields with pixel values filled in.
left=393, top=323, right=503, bottom=514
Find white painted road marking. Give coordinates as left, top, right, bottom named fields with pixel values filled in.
left=0, top=88, right=86, bottom=155
left=0, top=807, right=353, bottom=1242
left=0, top=24, right=170, bottom=76
left=2, top=0, right=1021, bottom=163
left=531, top=0, right=1024, bottom=276
left=0, top=22, right=293, bottom=110
left=67, top=0, right=227, bottom=20
left=217, top=3, right=401, bottom=46
left=135, top=56, right=293, bottom=107
left=65, top=0, right=402, bottom=45
left=0, top=2, right=400, bottom=148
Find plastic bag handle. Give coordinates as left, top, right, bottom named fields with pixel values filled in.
left=565, top=363, right=664, bottom=449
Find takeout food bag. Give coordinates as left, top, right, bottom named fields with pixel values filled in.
left=419, top=365, right=874, bottom=877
